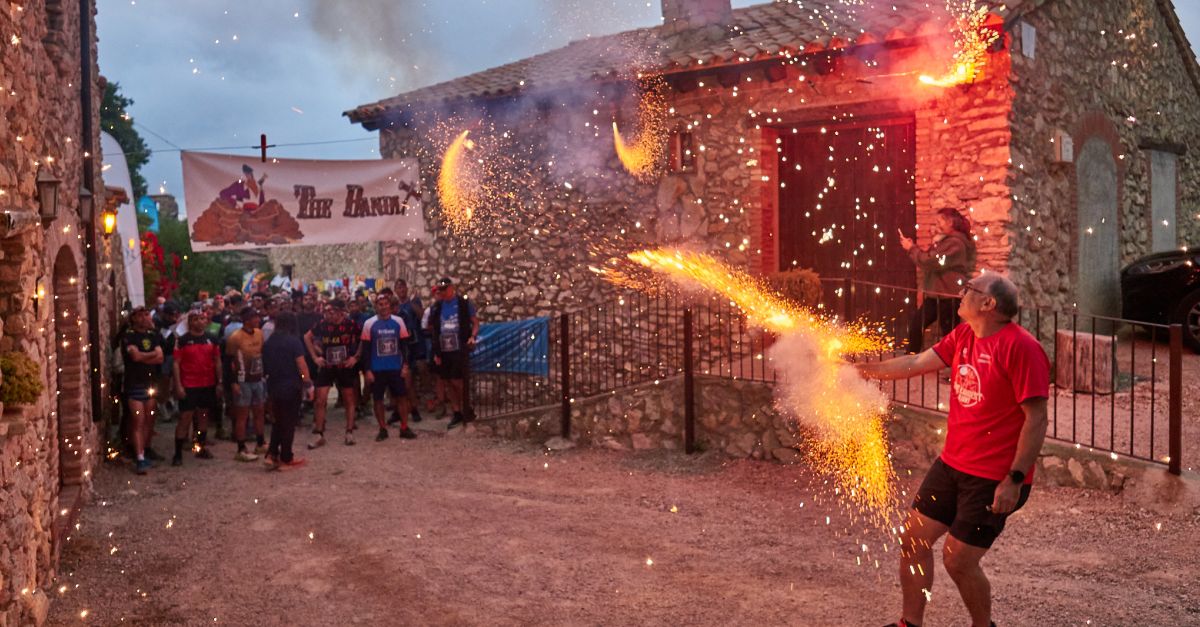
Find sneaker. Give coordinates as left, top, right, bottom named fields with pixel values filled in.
left=307, top=434, right=326, bottom=450
left=194, top=447, right=214, bottom=460
left=144, top=447, right=164, bottom=462
left=344, top=432, right=356, bottom=446
left=280, top=458, right=307, bottom=470
left=399, top=426, right=417, bottom=440
left=262, top=454, right=278, bottom=467
left=375, top=428, right=389, bottom=442
left=235, top=450, right=259, bottom=462
left=171, top=455, right=183, bottom=467
left=410, top=410, right=423, bottom=423
left=447, top=413, right=464, bottom=430
left=135, top=459, right=151, bottom=475
left=254, top=444, right=268, bottom=455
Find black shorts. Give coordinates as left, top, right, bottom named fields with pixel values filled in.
left=370, top=370, right=407, bottom=401
left=913, top=457, right=1032, bottom=549
left=180, top=386, right=218, bottom=412
left=437, top=351, right=468, bottom=380
left=315, top=366, right=360, bottom=390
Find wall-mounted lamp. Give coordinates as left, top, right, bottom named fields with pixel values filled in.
left=33, top=276, right=46, bottom=314
left=79, top=187, right=94, bottom=226
left=36, top=167, right=61, bottom=223
left=102, top=206, right=117, bottom=236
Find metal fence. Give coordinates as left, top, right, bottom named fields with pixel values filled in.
left=468, top=280, right=1185, bottom=474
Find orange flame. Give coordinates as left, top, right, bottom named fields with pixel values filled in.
left=919, top=1, right=998, bottom=88
left=437, top=130, right=479, bottom=232
left=617, top=248, right=898, bottom=521
left=613, top=78, right=668, bottom=181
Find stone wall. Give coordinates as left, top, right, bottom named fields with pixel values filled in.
left=1007, top=0, right=1200, bottom=310
left=475, top=375, right=1177, bottom=498
left=372, top=38, right=1017, bottom=321
left=267, top=242, right=383, bottom=286
left=0, top=1, right=107, bottom=625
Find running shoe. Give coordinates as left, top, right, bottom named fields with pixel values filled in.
left=410, top=409, right=423, bottom=423
left=235, top=450, right=259, bottom=462
left=344, top=432, right=356, bottom=446
left=171, top=455, right=183, bottom=467
left=280, top=458, right=307, bottom=470
left=194, top=447, right=214, bottom=460
left=447, top=413, right=464, bottom=430
left=399, top=426, right=417, bottom=440
left=375, top=428, right=389, bottom=442
left=134, top=459, right=151, bottom=475
left=254, top=444, right=268, bottom=455
left=307, top=434, right=326, bottom=450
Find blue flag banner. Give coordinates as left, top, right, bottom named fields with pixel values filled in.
left=470, top=317, right=550, bottom=377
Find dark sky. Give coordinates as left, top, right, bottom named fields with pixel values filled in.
left=96, top=0, right=1200, bottom=217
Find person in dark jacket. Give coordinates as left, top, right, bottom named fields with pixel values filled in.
left=429, top=278, right=479, bottom=429
left=899, top=207, right=977, bottom=353
left=262, top=312, right=312, bottom=469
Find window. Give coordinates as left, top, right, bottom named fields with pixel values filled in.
left=669, top=129, right=696, bottom=173
left=1147, top=149, right=1178, bottom=252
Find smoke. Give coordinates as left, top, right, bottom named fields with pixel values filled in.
left=309, top=0, right=660, bottom=93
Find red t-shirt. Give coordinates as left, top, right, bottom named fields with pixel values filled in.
left=932, top=322, right=1050, bottom=482
left=174, top=333, right=220, bottom=389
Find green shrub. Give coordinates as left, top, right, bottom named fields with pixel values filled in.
left=0, top=351, right=44, bottom=405
left=768, top=268, right=822, bottom=307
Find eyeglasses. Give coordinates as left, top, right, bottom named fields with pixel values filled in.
left=959, top=283, right=987, bottom=298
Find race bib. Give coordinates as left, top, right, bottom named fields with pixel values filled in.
left=440, top=333, right=461, bottom=352
left=326, top=345, right=349, bottom=365
left=377, top=337, right=398, bottom=357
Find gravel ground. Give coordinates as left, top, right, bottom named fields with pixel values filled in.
left=48, top=408, right=1200, bottom=626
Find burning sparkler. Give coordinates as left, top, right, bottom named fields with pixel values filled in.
left=610, top=248, right=898, bottom=521
left=613, top=78, right=669, bottom=181
left=437, top=130, right=480, bottom=233
left=918, top=1, right=999, bottom=88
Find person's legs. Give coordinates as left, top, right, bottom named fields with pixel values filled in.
left=142, top=398, right=158, bottom=453
left=312, top=386, right=331, bottom=434
left=942, top=536, right=992, bottom=627
left=174, top=408, right=194, bottom=463
left=268, top=397, right=283, bottom=461
left=341, top=383, right=358, bottom=434
left=446, top=379, right=464, bottom=413
left=194, top=406, right=210, bottom=451
left=129, top=398, right=148, bottom=458
left=252, top=396, right=267, bottom=451
left=898, top=509, right=950, bottom=625
left=276, top=395, right=301, bottom=463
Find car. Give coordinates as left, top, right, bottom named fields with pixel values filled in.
left=1120, top=246, right=1200, bottom=353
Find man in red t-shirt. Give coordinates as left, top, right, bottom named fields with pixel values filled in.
left=857, top=273, right=1049, bottom=627
left=171, top=312, right=223, bottom=466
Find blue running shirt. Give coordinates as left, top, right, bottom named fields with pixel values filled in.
left=361, top=315, right=409, bottom=372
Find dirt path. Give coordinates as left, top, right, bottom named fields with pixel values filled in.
left=49, top=409, right=1200, bottom=626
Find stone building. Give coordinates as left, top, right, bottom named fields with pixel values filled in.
left=347, top=0, right=1199, bottom=322
left=0, top=1, right=126, bottom=624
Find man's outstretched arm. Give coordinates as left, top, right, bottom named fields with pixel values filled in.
left=855, top=348, right=947, bottom=381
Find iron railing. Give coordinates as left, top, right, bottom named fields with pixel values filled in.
left=468, top=280, right=1186, bottom=474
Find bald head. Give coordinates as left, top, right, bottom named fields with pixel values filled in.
left=978, top=273, right=1020, bottom=320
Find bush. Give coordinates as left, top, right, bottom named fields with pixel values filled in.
left=0, top=351, right=44, bottom=405
left=768, top=268, right=822, bottom=307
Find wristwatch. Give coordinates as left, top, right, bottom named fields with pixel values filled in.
left=1008, top=469, right=1026, bottom=484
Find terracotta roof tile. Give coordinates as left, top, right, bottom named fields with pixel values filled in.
left=346, top=0, right=991, bottom=124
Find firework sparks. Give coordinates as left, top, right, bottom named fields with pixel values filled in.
left=437, top=130, right=480, bottom=233
left=615, top=248, right=898, bottom=521
left=613, top=78, right=668, bottom=181
left=919, top=1, right=999, bottom=87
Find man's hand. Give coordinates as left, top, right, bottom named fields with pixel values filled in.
left=467, top=337, right=477, bottom=349
left=433, top=355, right=441, bottom=366
left=174, top=384, right=186, bottom=399
left=344, top=356, right=358, bottom=368
left=314, top=357, right=327, bottom=369
left=990, top=479, right=1021, bottom=514
left=365, top=371, right=375, bottom=385
left=898, top=229, right=915, bottom=251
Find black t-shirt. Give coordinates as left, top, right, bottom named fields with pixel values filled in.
left=297, top=311, right=322, bottom=338
left=311, top=319, right=361, bottom=368
left=122, top=331, right=163, bottom=391
left=263, top=333, right=307, bottom=398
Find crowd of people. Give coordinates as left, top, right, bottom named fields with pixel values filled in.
left=113, top=277, right=480, bottom=475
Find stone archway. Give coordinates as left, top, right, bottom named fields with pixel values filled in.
left=1075, top=137, right=1121, bottom=317
left=52, top=246, right=86, bottom=488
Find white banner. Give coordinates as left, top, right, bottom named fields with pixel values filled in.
left=101, top=132, right=147, bottom=307
left=181, top=151, right=423, bottom=252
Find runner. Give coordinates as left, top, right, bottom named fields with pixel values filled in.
left=122, top=307, right=164, bottom=475
left=227, top=307, right=266, bottom=462
left=304, top=299, right=363, bottom=447
left=362, top=294, right=417, bottom=441
left=170, top=311, right=221, bottom=466
left=428, top=278, right=479, bottom=429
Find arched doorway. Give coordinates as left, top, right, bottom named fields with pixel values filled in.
left=53, top=246, right=86, bottom=488
left=1075, top=137, right=1121, bottom=317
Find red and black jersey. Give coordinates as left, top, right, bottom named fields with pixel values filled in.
left=311, top=319, right=361, bottom=368
left=174, top=333, right=220, bottom=388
